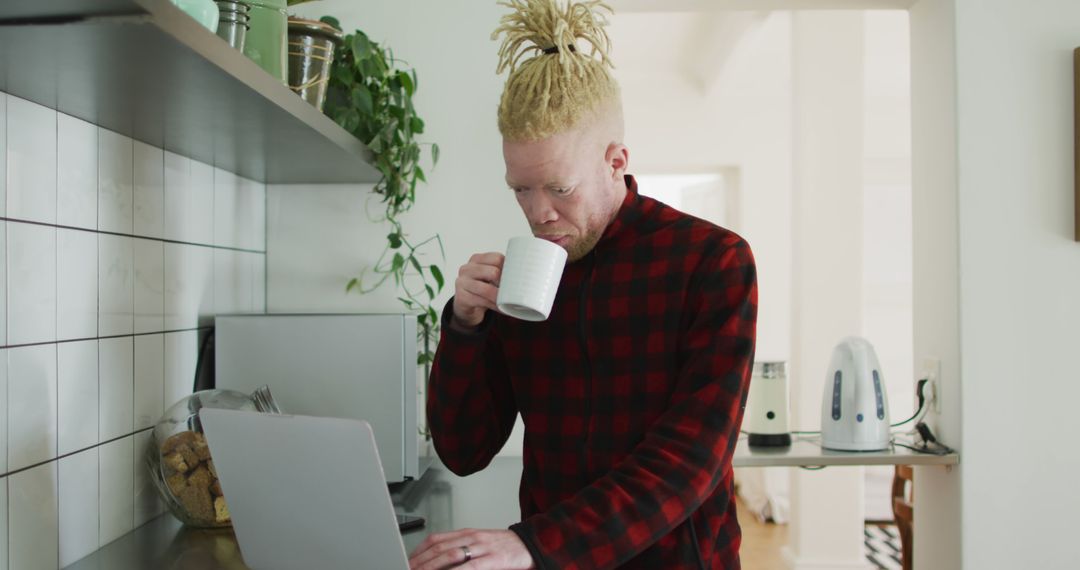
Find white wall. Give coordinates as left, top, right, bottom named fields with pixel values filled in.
left=952, top=0, right=1080, bottom=567
left=862, top=10, right=914, bottom=521
left=611, top=12, right=795, bottom=363
left=909, top=0, right=964, bottom=567
left=786, top=12, right=871, bottom=569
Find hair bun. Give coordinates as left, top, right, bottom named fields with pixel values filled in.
left=492, top=0, right=614, bottom=77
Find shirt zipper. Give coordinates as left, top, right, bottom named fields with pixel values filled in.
left=577, top=250, right=596, bottom=474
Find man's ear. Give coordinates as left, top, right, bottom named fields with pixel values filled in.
left=605, top=143, right=630, bottom=182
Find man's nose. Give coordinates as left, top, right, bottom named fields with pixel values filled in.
left=522, top=192, right=558, bottom=225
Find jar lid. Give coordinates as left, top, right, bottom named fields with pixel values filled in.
left=753, top=361, right=786, bottom=379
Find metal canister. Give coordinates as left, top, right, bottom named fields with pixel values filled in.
left=286, top=18, right=344, bottom=111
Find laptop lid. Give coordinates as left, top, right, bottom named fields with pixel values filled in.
left=199, top=409, right=409, bottom=570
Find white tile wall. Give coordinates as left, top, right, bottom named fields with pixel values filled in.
left=134, top=334, right=164, bottom=430
left=58, top=448, right=99, bottom=567
left=9, top=462, right=59, bottom=570
left=164, top=243, right=214, bottom=330
left=133, top=141, right=165, bottom=239
left=189, top=161, right=215, bottom=245
left=99, top=234, right=134, bottom=336
left=213, top=167, right=239, bottom=249
left=1, top=92, right=266, bottom=563
left=0, top=351, right=6, bottom=473
left=6, top=96, right=56, bottom=224
left=98, top=436, right=134, bottom=547
left=57, top=114, right=98, bottom=230
left=57, top=340, right=99, bottom=456
left=133, top=430, right=164, bottom=527
left=8, top=223, right=56, bottom=345
left=99, top=337, right=134, bottom=442
left=0, top=93, right=6, bottom=217
left=164, top=330, right=199, bottom=412
left=0, top=475, right=7, bottom=570
left=8, top=344, right=57, bottom=471
left=254, top=254, right=266, bottom=312
left=163, top=152, right=193, bottom=244
left=240, top=175, right=266, bottom=251
left=134, top=238, right=165, bottom=334
left=57, top=229, right=98, bottom=341
left=98, top=129, right=134, bottom=234
left=0, top=222, right=5, bottom=345
left=214, top=249, right=257, bottom=315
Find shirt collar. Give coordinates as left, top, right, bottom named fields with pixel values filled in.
left=594, top=174, right=643, bottom=253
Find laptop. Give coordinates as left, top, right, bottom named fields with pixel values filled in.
left=199, top=408, right=411, bottom=570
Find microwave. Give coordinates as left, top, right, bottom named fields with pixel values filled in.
left=214, top=313, right=432, bottom=483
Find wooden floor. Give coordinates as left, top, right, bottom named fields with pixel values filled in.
left=736, top=496, right=789, bottom=570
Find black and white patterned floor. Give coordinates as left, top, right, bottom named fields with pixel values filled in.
left=864, top=525, right=903, bottom=570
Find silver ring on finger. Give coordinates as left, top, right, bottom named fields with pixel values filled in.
left=461, top=544, right=472, bottom=562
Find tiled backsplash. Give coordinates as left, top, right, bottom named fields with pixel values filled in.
left=0, top=91, right=266, bottom=569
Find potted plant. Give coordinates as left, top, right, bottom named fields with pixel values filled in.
left=320, top=16, right=444, bottom=376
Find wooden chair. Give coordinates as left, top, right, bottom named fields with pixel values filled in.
left=891, top=464, right=914, bottom=570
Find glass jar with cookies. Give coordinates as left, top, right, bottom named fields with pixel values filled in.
left=146, top=385, right=281, bottom=527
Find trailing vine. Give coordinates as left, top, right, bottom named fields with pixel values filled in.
left=321, top=17, right=444, bottom=370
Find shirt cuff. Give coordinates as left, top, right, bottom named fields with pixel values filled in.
left=440, top=297, right=495, bottom=341
left=508, top=521, right=550, bottom=570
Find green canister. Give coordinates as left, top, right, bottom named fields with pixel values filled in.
left=242, top=0, right=287, bottom=83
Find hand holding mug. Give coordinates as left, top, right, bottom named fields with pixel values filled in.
left=452, top=252, right=505, bottom=329
left=453, top=236, right=568, bottom=329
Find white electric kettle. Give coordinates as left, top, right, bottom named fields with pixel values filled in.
left=820, top=337, right=891, bottom=451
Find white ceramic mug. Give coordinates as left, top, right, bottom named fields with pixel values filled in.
left=496, top=236, right=568, bottom=321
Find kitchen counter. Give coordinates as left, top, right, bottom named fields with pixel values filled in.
left=64, top=438, right=956, bottom=569
left=733, top=435, right=959, bottom=467
left=63, top=457, right=524, bottom=570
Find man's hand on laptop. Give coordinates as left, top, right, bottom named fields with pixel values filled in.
left=408, top=528, right=534, bottom=569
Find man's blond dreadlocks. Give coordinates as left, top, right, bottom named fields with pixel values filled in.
left=492, top=0, right=620, bottom=141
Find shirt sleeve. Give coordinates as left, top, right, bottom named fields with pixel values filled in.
left=508, top=238, right=758, bottom=570
left=426, top=298, right=519, bottom=476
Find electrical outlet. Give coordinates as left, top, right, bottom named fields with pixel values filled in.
left=921, top=357, right=941, bottom=413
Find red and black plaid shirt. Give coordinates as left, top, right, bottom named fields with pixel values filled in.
left=428, top=175, right=758, bottom=569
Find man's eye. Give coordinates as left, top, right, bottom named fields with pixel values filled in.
left=553, top=187, right=571, bottom=195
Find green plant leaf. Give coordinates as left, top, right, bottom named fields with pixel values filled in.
left=415, top=167, right=426, bottom=183
left=319, top=15, right=341, bottom=30
left=430, top=265, right=444, bottom=292
left=410, top=117, right=424, bottom=134
left=346, top=277, right=358, bottom=292
left=387, top=232, right=402, bottom=249
left=399, top=71, right=414, bottom=97
left=409, top=256, right=422, bottom=275
left=425, top=284, right=434, bottom=300
left=392, top=253, right=405, bottom=272
left=351, top=33, right=372, bottom=61
left=431, top=143, right=440, bottom=166
left=343, top=109, right=360, bottom=132
left=351, top=85, right=373, bottom=116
